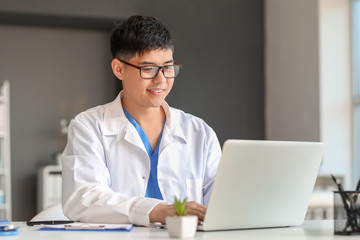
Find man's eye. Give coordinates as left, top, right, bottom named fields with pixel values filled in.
left=142, top=67, right=156, bottom=72
left=164, top=65, right=174, bottom=71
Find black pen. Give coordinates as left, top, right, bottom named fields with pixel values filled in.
left=356, top=178, right=360, bottom=192
left=331, top=174, right=344, bottom=191
left=354, top=178, right=360, bottom=210
left=26, top=220, right=74, bottom=226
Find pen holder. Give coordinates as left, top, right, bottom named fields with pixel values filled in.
left=334, top=191, right=360, bottom=235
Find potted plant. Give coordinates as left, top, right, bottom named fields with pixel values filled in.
left=165, top=198, right=198, bottom=238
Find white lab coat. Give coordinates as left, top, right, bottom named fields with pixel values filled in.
left=61, top=92, right=222, bottom=226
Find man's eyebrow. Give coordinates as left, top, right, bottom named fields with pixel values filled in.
left=139, top=60, right=174, bottom=65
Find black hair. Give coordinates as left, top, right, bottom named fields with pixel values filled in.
left=110, top=15, right=174, bottom=59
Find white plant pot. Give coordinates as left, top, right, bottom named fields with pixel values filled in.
left=165, top=215, right=198, bottom=238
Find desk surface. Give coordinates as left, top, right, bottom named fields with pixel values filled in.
left=9, top=220, right=353, bottom=239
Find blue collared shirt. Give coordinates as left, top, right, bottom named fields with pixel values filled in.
left=123, top=107, right=165, bottom=200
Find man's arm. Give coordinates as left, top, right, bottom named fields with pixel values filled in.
left=202, top=126, right=222, bottom=206
left=62, top=117, right=161, bottom=226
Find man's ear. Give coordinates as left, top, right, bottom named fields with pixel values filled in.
left=111, top=58, right=124, bottom=80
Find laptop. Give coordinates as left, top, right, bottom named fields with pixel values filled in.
left=198, top=139, right=325, bottom=231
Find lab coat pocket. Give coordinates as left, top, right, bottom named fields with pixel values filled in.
left=186, top=178, right=203, bottom=203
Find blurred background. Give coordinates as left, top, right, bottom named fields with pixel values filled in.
left=0, top=0, right=357, bottom=221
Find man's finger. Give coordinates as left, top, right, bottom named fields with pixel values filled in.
left=187, top=209, right=206, bottom=221
left=186, top=201, right=207, bottom=210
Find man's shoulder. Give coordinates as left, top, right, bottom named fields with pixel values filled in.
left=169, top=106, right=201, bottom=121
left=168, top=106, right=212, bottom=131
left=73, top=102, right=111, bottom=123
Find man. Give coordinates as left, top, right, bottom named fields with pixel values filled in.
left=61, top=15, right=221, bottom=226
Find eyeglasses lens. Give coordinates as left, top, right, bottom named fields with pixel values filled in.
left=140, top=65, right=180, bottom=79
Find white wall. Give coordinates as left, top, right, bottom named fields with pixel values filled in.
left=266, top=0, right=352, bottom=187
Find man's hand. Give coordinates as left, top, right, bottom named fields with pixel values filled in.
left=149, top=201, right=207, bottom=224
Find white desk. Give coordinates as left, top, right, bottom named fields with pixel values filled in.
left=10, top=220, right=354, bottom=239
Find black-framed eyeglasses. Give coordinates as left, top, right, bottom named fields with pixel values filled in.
left=116, top=58, right=182, bottom=79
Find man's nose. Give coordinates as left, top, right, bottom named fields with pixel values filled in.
left=153, top=68, right=167, bottom=82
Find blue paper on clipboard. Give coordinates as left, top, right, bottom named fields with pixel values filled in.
left=38, top=222, right=134, bottom=232
left=0, top=220, right=19, bottom=236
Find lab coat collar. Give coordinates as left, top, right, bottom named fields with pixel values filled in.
left=101, top=92, right=187, bottom=144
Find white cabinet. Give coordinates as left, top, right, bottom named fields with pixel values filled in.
left=37, top=165, right=62, bottom=212
left=0, top=80, right=11, bottom=219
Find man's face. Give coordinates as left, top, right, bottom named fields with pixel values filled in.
left=117, top=49, right=175, bottom=111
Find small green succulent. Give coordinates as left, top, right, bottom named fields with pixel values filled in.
left=173, top=197, right=188, bottom=216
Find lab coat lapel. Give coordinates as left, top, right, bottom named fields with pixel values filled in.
left=159, top=102, right=187, bottom=154
left=101, top=92, right=146, bottom=152
left=102, top=93, right=126, bottom=135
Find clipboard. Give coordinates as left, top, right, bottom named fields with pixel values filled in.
left=38, top=222, right=134, bottom=231
left=0, top=220, right=19, bottom=236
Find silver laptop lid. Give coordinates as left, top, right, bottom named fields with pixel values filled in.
left=201, top=139, right=325, bottom=231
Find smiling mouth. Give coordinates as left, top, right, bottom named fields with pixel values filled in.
left=148, top=89, right=164, bottom=93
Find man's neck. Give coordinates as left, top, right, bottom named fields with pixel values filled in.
left=121, top=99, right=165, bottom=129
left=122, top=98, right=166, bottom=151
